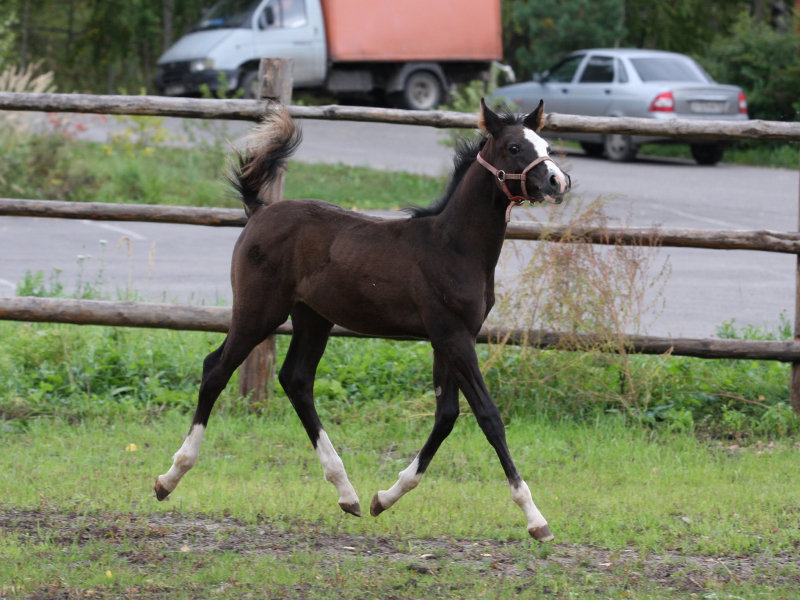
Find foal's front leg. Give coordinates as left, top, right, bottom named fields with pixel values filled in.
left=371, top=351, right=459, bottom=516
left=441, top=334, right=553, bottom=541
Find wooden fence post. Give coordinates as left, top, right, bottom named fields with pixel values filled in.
left=238, top=58, right=294, bottom=406
left=792, top=149, right=800, bottom=413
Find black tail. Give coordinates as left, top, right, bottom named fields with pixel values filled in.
left=229, top=106, right=302, bottom=216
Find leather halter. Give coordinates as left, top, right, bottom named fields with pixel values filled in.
left=476, top=152, right=563, bottom=222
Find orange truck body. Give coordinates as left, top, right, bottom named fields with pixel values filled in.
left=321, top=0, right=503, bottom=63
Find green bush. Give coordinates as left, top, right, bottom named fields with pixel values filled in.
left=702, top=11, right=800, bottom=121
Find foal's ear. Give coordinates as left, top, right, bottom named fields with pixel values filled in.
left=523, top=100, right=545, bottom=132
left=478, top=98, right=504, bottom=137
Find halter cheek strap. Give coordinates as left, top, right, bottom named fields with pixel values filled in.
left=476, top=153, right=561, bottom=222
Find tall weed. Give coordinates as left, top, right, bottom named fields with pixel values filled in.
left=489, top=195, right=671, bottom=415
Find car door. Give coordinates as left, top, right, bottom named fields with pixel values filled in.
left=536, top=53, right=585, bottom=114
left=569, top=54, right=617, bottom=116
left=252, top=0, right=325, bottom=86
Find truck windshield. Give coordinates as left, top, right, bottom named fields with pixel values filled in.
left=194, top=0, right=261, bottom=30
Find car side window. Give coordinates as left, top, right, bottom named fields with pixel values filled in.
left=579, top=56, right=614, bottom=83
left=545, top=55, right=584, bottom=83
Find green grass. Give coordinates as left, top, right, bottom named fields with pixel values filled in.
left=1, top=319, right=798, bottom=598
left=2, top=411, right=799, bottom=598
left=552, top=138, right=800, bottom=168
left=0, top=123, right=445, bottom=211
left=637, top=141, right=800, bottom=168
left=4, top=411, right=798, bottom=553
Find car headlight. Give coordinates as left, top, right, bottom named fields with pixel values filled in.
left=190, top=59, right=215, bottom=72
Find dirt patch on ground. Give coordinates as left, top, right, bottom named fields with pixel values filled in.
left=2, top=507, right=798, bottom=598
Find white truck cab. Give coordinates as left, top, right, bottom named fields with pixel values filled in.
left=156, top=0, right=326, bottom=98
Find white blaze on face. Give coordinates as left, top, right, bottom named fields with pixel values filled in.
left=157, top=424, right=206, bottom=493
left=315, top=429, right=359, bottom=506
left=523, top=127, right=569, bottom=194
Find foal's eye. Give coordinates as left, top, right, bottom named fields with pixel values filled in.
left=546, top=145, right=552, bottom=155
left=508, top=144, right=521, bottom=154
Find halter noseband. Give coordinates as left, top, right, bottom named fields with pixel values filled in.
left=476, top=152, right=564, bottom=222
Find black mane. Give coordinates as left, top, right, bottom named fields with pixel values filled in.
left=406, top=111, right=524, bottom=219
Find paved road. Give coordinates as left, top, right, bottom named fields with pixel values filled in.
left=2, top=116, right=798, bottom=337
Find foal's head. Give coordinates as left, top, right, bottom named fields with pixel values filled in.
left=477, top=99, right=570, bottom=209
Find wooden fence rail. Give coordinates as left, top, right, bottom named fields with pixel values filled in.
left=3, top=296, right=800, bottom=362
left=3, top=91, right=800, bottom=140
left=3, top=198, right=800, bottom=254
left=2, top=87, right=800, bottom=410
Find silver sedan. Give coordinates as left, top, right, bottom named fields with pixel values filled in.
left=491, top=48, right=749, bottom=165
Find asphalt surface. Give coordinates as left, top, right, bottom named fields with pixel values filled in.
left=1, top=115, right=798, bottom=337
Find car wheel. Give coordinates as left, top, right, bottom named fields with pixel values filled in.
left=240, top=70, right=260, bottom=99
left=690, top=143, right=725, bottom=166
left=604, top=134, right=637, bottom=162
left=580, top=142, right=604, bottom=157
left=401, top=70, right=443, bottom=110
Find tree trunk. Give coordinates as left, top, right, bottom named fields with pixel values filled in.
left=163, top=0, right=175, bottom=51
left=20, top=0, right=31, bottom=68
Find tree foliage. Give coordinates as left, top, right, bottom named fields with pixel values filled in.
left=502, top=0, right=626, bottom=78
left=2, top=0, right=203, bottom=93
left=703, top=10, right=800, bottom=121
left=623, top=0, right=749, bottom=54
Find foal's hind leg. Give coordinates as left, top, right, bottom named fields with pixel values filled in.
left=279, top=304, right=361, bottom=517
left=155, top=310, right=287, bottom=500
left=371, top=350, right=459, bottom=516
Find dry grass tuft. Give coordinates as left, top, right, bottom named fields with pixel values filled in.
left=490, top=194, right=672, bottom=413
left=0, top=61, right=56, bottom=132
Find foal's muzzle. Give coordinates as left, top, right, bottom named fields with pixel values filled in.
left=540, top=169, right=571, bottom=204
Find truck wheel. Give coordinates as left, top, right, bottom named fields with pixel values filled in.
left=690, top=143, right=724, bottom=166
left=580, top=142, right=604, bottom=157
left=401, top=70, right=443, bottom=110
left=240, top=70, right=259, bottom=99
left=604, top=134, right=637, bottom=162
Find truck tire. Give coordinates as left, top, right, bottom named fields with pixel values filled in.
left=401, top=70, right=443, bottom=111
left=690, top=143, right=725, bottom=166
left=580, top=142, right=604, bottom=157
left=603, top=134, right=637, bottom=162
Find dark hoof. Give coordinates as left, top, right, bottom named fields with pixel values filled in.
left=370, top=493, right=385, bottom=517
left=529, top=524, right=554, bottom=542
left=154, top=478, right=171, bottom=501
left=339, top=501, right=362, bottom=517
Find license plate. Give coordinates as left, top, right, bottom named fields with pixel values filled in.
left=165, top=84, right=186, bottom=96
left=689, top=101, right=727, bottom=114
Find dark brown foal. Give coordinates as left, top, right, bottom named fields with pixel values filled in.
left=155, top=99, right=570, bottom=540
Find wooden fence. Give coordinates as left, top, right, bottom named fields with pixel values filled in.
left=1, top=84, right=800, bottom=410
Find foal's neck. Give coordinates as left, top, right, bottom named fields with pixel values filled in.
left=435, top=164, right=508, bottom=270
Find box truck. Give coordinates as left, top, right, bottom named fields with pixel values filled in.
left=154, top=0, right=503, bottom=110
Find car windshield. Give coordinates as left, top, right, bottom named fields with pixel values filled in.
left=194, top=0, right=260, bottom=30
left=629, top=57, right=710, bottom=83
left=545, top=54, right=584, bottom=83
